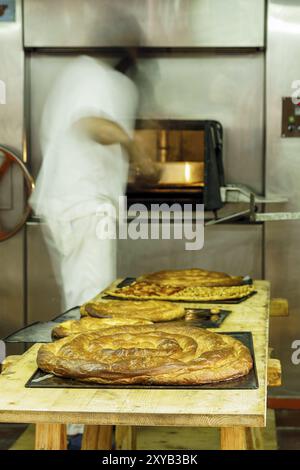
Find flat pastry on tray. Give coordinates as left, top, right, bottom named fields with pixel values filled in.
left=52, top=316, right=153, bottom=339
left=105, top=281, right=254, bottom=302
left=137, top=268, right=244, bottom=287
left=37, top=324, right=253, bottom=385
left=80, top=300, right=185, bottom=322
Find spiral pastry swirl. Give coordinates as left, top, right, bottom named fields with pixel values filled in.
left=38, top=324, right=253, bottom=385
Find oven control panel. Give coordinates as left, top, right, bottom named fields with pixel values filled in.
left=282, top=97, right=300, bottom=138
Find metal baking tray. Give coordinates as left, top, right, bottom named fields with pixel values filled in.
left=103, top=277, right=257, bottom=304
left=2, top=305, right=230, bottom=344
left=25, top=332, right=258, bottom=390
left=2, top=307, right=81, bottom=343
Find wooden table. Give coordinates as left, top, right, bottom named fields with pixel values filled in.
left=0, top=281, right=270, bottom=450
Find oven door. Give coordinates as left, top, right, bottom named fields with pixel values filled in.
left=128, top=119, right=224, bottom=211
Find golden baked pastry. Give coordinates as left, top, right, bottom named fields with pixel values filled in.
left=80, top=300, right=185, bottom=322
left=138, top=268, right=244, bottom=287
left=106, top=282, right=254, bottom=302
left=37, top=324, right=253, bottom=385
left=52, top=316, right=153, bottom=339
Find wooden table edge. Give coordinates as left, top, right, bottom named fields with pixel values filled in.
left=0, top=410, right=265, bottom=427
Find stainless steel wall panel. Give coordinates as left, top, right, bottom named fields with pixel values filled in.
left=0, top=230, right=24, bottom=338
left=0, top=0, right=25, bottom=338
left=24, top=0, right=265, bottom=48
left=0, top=1, right=23, bottom=149
left=26, top=223, right=62, bottom=324
left=265, top=0, right=300, bottom=397
left=117, top=225, right=263, bottom=280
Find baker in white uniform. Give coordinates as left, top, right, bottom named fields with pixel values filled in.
left=30, top=55, right=154, bottom=311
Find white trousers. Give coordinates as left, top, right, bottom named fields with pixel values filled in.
left=43, top=213, right=117, bottom=311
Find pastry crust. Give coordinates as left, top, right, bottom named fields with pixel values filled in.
left=80, top=300, right=185, bottom=322
left=138, top=268, right=244, bottom=287
left=106, top=282, right=254, bottom=302
left=52, top=316, right=153, bottom=339
left=37, top=324, right=253, bottom=385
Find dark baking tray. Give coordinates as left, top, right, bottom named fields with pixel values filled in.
left=2, top=307, right=81, bottom=343
left=25, top=332, right=258, bottom=390
left=2, top=305, right=230, bottom=344
left=103, top=277, right=257, bottom=304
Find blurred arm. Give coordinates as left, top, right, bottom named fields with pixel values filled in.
left=74, top=117, right=132, bottom=149
left=74, top=116, right=161, bottom=183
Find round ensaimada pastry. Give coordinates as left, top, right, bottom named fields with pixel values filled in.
left=37, top=324, right=253, bottom=385
left=52, top=315, right=153, bottom=339
left=80, top=299, right=186, bottom=322
left=137, top=268, right=245, bottom=287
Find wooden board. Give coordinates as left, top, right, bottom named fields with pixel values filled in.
left=0, top=281, right=269, bottom=428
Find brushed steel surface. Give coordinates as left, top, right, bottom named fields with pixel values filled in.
left=26, top=223, right=62, bottom=324
left=0, top=230, right=24, bottom=338
left=28, top=53, right=264, bottom=195
left=0, top=0, right=25, bottom=339
left=24, top=0, right=265, bottom=48
left=265, top=0, right=300, bottom=397
left=117, top=224, right=263, bottom=280
left=0, top=1, right=23, bottom=147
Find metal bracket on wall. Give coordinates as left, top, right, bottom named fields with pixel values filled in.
left=220, top=184, right=288, bottom=205
left=206, top=184, right=292, bottom=226
left=248, top=191, right=300, bottom=223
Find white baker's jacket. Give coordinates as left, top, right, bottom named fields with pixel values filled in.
left=30, top=56, right=138, bottom=221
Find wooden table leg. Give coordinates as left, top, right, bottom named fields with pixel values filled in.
left=245, top=427, right=264, bottom=450
left=81, top=425, right=113, bottom=450
left=220, top=426, right=247, bottom=450
left=115, top=426, right=136, bottom=450
left=35, top=423, right=67, bottom=450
